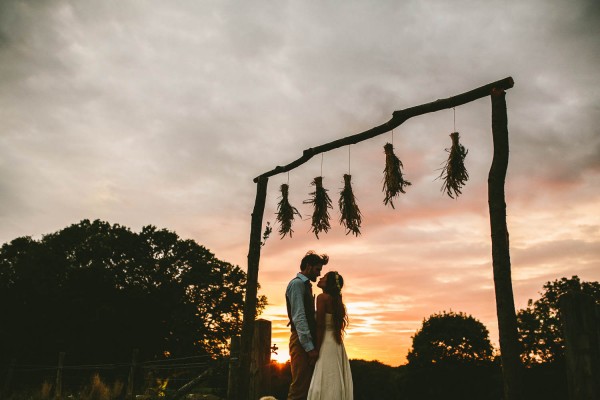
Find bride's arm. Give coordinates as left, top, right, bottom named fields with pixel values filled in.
left=315, top=294, right=327, bottom=352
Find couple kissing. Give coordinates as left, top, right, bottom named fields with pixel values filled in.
left=285, top=251, right=353, bottom=400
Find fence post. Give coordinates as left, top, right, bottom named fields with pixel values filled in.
left=54, top=352, right=65, bottom=400
left=127, top=348, right=139, bottom=400
left=1, top=358, right=16, bottom=398
left=560, top=292, right=600, bottom=400
left=228, top=336, right=241, bottom=400
left=249, top=319, right=272, bottom=400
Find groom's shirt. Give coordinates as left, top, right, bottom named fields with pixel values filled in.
left=286, top=272, right=316, bottom=352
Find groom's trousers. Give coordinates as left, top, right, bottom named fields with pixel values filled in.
left=288, top=330, right=314, bottom=400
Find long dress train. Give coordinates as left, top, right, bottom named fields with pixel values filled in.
left=307, top=313, right=353, bottom=400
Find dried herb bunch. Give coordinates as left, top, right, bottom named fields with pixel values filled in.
left=276, top=184, right=302, bottom=238
left=303, top=176, right=332, bottom=238
left=339, top=174, right=362, bottom=236
left=439, top=131, right=469, bottom=198
left=382, top=142, right=411, bottom=208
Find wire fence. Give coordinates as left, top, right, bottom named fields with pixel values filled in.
left=1, top=352, right=226, bottom=399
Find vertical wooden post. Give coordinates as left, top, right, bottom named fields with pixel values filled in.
left=127, top=348, right=139, bottom=400
left=249, top=319, right=272, bottom=400
left=228, top=336, right=241, bottom=400
left=54, top=352, right=65, bottom=400
left=560, top=292, right=600, bottom=400
left=1, top=358, right=16, bottom=398
left=489, top=88, right=522, bottom=400
left=239, top=176, right=269, bottom=400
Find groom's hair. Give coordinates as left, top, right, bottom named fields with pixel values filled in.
left=300, top=251, right=329, bottom=271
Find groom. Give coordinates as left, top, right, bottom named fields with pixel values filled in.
left=285, top=251, right=329, bottom=400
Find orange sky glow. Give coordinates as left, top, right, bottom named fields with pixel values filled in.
left=246, top=156, right=600, bottom=366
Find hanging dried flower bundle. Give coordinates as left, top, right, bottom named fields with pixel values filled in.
left=439, top=131, right=469, bottom=199
left=382, top=142, right=411, bottom=209
left=339, top=174, right=362, bottom=236
left=276, top=183, right=302, bottom=238
left=303, top=176, right=332, bottom=238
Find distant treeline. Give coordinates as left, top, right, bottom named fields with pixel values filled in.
left=0, top=219, right=266, bottom=367
left=1, top=220, right=598, bottom=399
left=268, top=358, right=567, bottom=400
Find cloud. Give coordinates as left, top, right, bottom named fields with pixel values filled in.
left=1, top=0, right=599, bottom=366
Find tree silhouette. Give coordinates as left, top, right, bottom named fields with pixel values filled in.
left=407, top=311, right=494, bottom=366
left=402, top=311, right=499, bottom=400
left=0, top=219, right=266, bottom=365
left=517, top=275, right=600, bottom=365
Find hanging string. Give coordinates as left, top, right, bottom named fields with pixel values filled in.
left=321, top=153, right=324, bottom=176
left=391, top=129, right=395, bottom=146
left=348, top=145, right=351, bottom=174
left=453, top=107, right=456, bottom=132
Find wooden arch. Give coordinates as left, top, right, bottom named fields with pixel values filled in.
left=238, top=76, right=522, bottom=400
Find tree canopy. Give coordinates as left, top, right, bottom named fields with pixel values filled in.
left=517, top=275, right=600, bottom=365
left=402, top=311, right=499, bottom=400
left=0, top=219, right=266, bottom=365
left=407, top=311, right=494, bottom=367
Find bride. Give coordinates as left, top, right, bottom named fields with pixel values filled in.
left=307, top=271, right=353, bottom=400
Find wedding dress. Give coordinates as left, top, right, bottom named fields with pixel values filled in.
left=307, top=313, right=353, bottom=400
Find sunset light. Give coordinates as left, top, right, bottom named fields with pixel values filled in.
left=1, top=1, right=599, bottom=399
left=272, top=350, right=291, bottom=365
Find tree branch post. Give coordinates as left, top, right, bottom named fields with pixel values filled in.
left=126, top=349, right=138, bottom=400
left=238, top=176, right=269, bottom=400
left=54, top=352, right=65, bottom=400
left=489, top=88, right=522, bottom=400
left=249, top=319, right=273, bottom=399
left=227, top=336, right=241, bottom=400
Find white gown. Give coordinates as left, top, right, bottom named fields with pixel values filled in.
left=307, top=313, right=353, bottom=400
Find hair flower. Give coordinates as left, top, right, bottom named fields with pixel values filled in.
left=332, top=271, right=342, bottom=291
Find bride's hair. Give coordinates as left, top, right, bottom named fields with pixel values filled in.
left=323, top=271, right=349, bottom=344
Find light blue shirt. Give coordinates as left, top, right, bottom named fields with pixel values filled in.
left=286, top=272, right=315, bottom=352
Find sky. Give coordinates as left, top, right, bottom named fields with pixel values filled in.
left=1, top=0, right=599, bottom=366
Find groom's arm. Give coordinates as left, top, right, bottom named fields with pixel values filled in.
left=287, top=279, right=315, bottom=352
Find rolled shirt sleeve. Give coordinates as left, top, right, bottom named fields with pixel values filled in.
left=286, top=275, right=315, bottom=352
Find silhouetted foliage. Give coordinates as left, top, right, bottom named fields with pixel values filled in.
left=407, top=311, right=494, bottom=366
left=398, top=311, right=500, bottom=399
left=269, top=361, right=291, bottom=399
left=513, top=276, right=600, bottom=400
left=0, top=219, right=266, bottom=367
left=517, top=275, right=600, bottom=365
left=402, top=363, right=502, bottom=400
left=350, top=359, right=401, bottom=400
left=521, top=363, right=568, bottom=400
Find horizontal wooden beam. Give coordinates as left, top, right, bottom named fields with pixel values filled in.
left=254, top=76, right=514, bottom=183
